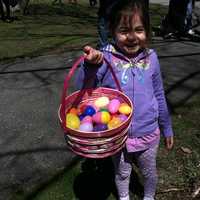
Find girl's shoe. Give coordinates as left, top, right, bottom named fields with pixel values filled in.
left=119, top=195, right=130, bottom=200
left=143, top=197, right=155, bottom=200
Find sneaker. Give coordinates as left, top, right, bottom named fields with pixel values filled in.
left=163, top=32, right=177, bottom=39
left=143, top=197, right=155, bottom=200
left=187, top=29, right=195, bottom=35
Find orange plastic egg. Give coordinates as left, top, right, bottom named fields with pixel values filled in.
left=108, top=117, right=122, bottom=129
left=69, top=107, right=78, bottom=115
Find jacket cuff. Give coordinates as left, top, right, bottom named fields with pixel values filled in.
left=162, top=126, right=174, bottom=138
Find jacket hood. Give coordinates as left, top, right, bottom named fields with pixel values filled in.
left=102, top=43, right=154, bottom=64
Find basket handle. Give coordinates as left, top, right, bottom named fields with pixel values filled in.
left=61, top=55, right=122, bottom=108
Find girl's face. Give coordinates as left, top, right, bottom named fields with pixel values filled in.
left=114, top=12, right=146, bottom=57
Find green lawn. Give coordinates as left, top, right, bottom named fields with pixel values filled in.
left=0, top=0, right=98, bottom=61
left=0, top=0, right=166, bottom=62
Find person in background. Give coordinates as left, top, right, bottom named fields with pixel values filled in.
left=89, top=0, right=97, bottom=7
left=185, top=0, right=194, bottom=35
left=76, top=1, right=174, bottom=200
left=97, top=0, right=116, bottom=49
left=161, top=0, right=195, bottom=38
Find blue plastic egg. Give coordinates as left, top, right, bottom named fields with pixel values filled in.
left=83, top=106, right=96, bottom=116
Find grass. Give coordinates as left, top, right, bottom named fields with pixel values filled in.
left=0, top=1, right=166, bottom=62
left=0, top=0, right=98, bottom=61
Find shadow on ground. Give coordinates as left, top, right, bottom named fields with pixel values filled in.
left=73, top=158, right=144, bottom=200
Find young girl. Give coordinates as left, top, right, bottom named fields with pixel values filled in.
left=76, top=0, right=174, bottom=200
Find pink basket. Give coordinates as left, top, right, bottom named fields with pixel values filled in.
left=58, top=56, right=133, bottom=158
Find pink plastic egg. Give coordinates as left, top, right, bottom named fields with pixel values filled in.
left=79, top=122, right=93, bottom=132
left=92, top=112, right=102, bottom=123
left=92, top=111, right=111, bottom=124
left=108, top=99, right=121, bottom=114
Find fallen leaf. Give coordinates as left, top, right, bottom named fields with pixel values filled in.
left=181, top=147, right=192, bottom=154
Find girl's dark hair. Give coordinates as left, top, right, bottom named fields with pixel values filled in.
left=108, top=0, right=151, bottom=41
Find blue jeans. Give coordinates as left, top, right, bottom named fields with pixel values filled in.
left=97, top=16, right=109, bottom=49
left=185, top=0, right=193, bottom=31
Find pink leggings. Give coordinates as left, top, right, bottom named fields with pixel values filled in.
left=112, top=145, right=159, bottom=199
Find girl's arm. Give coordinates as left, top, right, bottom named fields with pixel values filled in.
left=152, top=51, right=174, bottom=150
left=75, top=46, right=107, bottom=90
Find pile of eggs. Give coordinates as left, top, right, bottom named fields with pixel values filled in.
left=65, top=96, right=132, bottom=132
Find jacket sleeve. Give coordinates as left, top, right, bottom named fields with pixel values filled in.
left=75, top=59, right=108, bottom=90
left=152, top=51, right=174, bottom=137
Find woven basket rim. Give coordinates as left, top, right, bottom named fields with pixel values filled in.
left=58, top=87, right=133, bottom=135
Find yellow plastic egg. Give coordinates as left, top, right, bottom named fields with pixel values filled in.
left=118, top=103, right=132, bottom=115
left=66, top=113, right=80, bottom=129
left=101, top=111, right=111, bottom=124
left=94, top=96, right=110, bottom=108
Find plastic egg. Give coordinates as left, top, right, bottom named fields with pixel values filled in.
left=118, top=103, right=132, bottom=115
left=94, top=96, right=110, bottom=108
left=79, top=122, right=93, bottom=132
left=77, top=104, right=87, bottom=115
left=118, top=114, right=128, bottom=122
left=99, top=108, right=109, bottom=112
left=86, top=102, right=99, bottom=112
left=108, top=99, right=121, bottom=114
left=69, top=107, right=78, bottom=115
left=92, top=112, right=101, bottom=123
left=79, top=114, right=85, bottom=121
left=81, top=116, right=93, bottom=124
left=101, top=111, right=111, bottom=123
left=92, top=111, right=111, bottom=124
left=93, top=123, right=108, bottom=131
left=83, top=105, right=96, bottom=116
left=66, top=113, right=80, bottom=129
left=108, top=117, right=122, bottom=129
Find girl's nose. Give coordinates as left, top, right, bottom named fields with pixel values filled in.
left=127, top=32, right=136, bottom=41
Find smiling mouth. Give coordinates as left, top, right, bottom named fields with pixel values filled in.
left=126, top=43, right=137, bottom=47
left=126, top=45, right=138, bottom=49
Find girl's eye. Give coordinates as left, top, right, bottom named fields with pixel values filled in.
left=119, top=29, right=129, bottom=34
left=135, top=27, right=145, bottom=33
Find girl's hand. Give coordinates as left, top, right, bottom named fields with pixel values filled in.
left=83, top=45, right=103, bottom=65
left=165, top=136, right=174, bottom=150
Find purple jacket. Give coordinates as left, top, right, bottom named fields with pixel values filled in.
left=76, top=44, right=173, bottom=138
